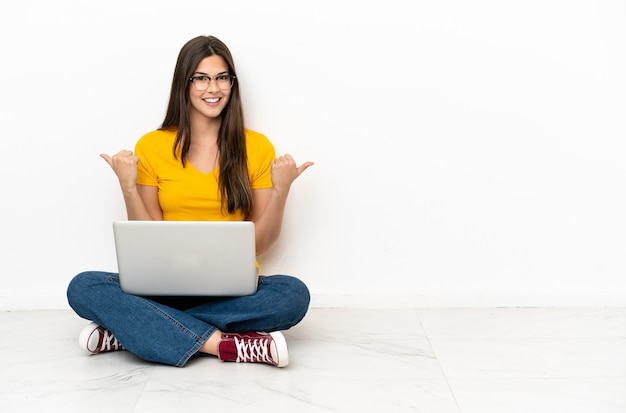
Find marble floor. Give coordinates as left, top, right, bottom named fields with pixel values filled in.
left=1, top=307, right=625, bottom=413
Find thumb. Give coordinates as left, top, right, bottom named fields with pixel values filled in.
left=99, top=153, right=113, bottom=167
left=297, top=161, right=315, bottom=176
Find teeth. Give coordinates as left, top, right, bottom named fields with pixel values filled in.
left=204, top=98, right=219, bottom=103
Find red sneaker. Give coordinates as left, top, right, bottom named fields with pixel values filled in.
left=78, top=322, right=125, bottom=354
left=217, top=331, right=289, bottom=367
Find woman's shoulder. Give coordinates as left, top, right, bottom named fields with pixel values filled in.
left=138, top=128, right=177, bottom=141
left=244, top=129, right=274, bottom=151
left=244, top=129, right=276, bottom=172
left=136, top=128, right=176, bottom=150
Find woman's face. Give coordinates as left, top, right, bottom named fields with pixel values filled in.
left=188, top=55, right=232, bottom=122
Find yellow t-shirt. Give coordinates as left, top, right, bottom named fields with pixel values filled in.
left=134, top=128, right=275, bottom=221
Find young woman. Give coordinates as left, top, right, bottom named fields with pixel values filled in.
left=67, top=35, right=313, bottom=368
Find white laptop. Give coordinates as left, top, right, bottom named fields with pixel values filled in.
left=112, top=220, right=258, bottom=296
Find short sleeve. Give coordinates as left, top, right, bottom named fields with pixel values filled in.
left=134, top=130, right=174, bottom=187
left=245, top=130, right=275, bottom=190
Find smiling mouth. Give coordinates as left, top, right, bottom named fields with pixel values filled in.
left=204, top=98, right=220, bottom=103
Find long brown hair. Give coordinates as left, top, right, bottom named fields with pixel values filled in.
left=160, top=35, right=252, bottom=217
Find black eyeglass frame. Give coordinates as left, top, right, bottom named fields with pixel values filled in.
left=188, top=74, right=236, bottom=90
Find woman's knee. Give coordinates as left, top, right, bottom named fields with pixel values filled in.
left=264, top=274, right=308, bottom=295
left=67, top=271, right=118, bottom=307
left=265, top=274, right=311, bottom=320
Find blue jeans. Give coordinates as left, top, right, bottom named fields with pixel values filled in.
left=66, top=271, right=310, bottom=367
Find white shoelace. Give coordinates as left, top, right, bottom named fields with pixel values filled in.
left=101, top=329, right=122, bottom=351
left=234, top=336, right=272, bottom=363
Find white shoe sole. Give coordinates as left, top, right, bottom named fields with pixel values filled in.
left=270, top=331, right=289, bottom=367
left=78, top=321, right=100, bottom=354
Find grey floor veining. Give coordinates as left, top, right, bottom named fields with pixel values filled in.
left=1, top=307, right=625, bottom=412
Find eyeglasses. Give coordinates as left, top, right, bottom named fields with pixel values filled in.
left=189, top=74, right=236, bottom=91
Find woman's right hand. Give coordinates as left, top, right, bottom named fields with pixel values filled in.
left=100, top=150, right=139, bottom=190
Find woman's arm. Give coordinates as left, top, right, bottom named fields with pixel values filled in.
left=100, top=150, right=163, bottom=221
left=249, top=154, right=313, bottom=255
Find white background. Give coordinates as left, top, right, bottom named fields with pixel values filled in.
left=1, top=0, right=625, bottom=309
